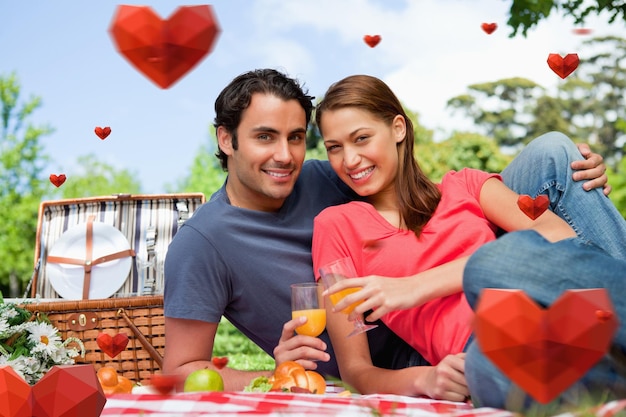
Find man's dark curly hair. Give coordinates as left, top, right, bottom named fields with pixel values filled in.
left=213, top=69, right=315, bottom=171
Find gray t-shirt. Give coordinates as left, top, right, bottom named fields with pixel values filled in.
left=164, top=160, right=426, bottom=378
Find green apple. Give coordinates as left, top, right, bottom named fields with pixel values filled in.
left=183, top=368, right=224, bottom=392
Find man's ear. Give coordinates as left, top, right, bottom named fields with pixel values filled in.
left=392, top=115, right=407, bottom=143
left=217, top=126, right=234, bottom=156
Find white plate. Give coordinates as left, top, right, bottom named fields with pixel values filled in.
left=46, top=222, right=132, bottom=300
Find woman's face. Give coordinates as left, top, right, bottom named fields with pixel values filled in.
left=320, top=107, right=406, bottom=201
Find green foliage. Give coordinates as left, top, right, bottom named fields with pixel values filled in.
left=507, top=0, right=626, bottom=37
left=0, top=73, right=53, bottom=297
left=447, top=78, right=545, bottom=148
left=169, top=135, right=226, bottom=196
left=213, top=318, right=275, bottom=371
left=56, top=154, right=141, bottom=198
left=607, top=156, right=626, bottom=218
left=417, top=132, right=512, bottom=182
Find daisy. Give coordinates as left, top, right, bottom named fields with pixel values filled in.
left=26, top=322, right=62, bottom=357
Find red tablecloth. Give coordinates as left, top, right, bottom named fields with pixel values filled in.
left=101, top=392, right=626, bottom=417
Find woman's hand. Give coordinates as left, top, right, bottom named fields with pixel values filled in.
left=273, top=317, right=330, bottom=370
left=420, top=353, right=468, bottom=402
left=324, top=276, right=420, bottom=323
left=573, top=143, right=611, bottom=195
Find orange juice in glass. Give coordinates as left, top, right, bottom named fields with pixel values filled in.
left=291, top=283, right=326, bottom=337
left=318, top=257, right=378, bottom=337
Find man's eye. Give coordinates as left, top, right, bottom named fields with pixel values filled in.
left=258, top=134, right=271, bottom=141
left=289, top=135, right=305, bottom=142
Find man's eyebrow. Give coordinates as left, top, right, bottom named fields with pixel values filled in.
left=251, top=126, right=307, bottom=135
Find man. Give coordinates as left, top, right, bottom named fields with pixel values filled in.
left=163, top=69, right=610, bottom=390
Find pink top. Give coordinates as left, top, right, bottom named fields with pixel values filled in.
left=312, top=168, right=501, bottom=365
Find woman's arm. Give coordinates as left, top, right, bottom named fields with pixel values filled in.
left=324, top=292, right=469, bottom=401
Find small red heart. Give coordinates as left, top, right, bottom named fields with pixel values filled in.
left=363, top=34, right=381, bottom=48
left=517, top=194, right=550, bottom=220
left=149, top=374, right=182, bottom=394
left=572, top=28, right=592, bottom=35
left=547, top=53, right=579, bottom=79
left=481, top=23, right=497, bottom=34
left=94, top=126, right=111, bottom=140
left=596, top=310, right=614, bottom=322
left=49, top=174, right=67, bottom=187
left=211, top=356, right=228, bottom=369
left=96, top=332, right=129, bottom=358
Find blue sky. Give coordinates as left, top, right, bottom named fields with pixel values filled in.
left=2, top=1, right=624, bottom=193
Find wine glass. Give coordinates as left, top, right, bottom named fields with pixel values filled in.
left=291, top=283, right=326, bottom=337
left=318, top=257, right=378, bottom=337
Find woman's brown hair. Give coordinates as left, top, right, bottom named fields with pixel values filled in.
left=315, top=75, right=441, bottom=236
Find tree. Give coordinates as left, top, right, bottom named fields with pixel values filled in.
left=169, top=139, right=226, bottom=196
left=557, top=36, right=626, bottom=168
left=0, top=73, right=53, bottom=297
left=507, top=0, right=626, bottom=37
left=56, top=154, right=142, bottom=198
left=446, top=77, right=546, bottom=149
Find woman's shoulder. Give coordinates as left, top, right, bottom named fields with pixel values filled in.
left=316, top=201, right=376, bottom=222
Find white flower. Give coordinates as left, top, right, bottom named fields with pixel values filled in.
left=26, top=322, right=62, bottom=357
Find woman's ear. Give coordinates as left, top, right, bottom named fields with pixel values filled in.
left=392, top=115, right=407, bottom=143
left=217, top=126, right=234, bottom=156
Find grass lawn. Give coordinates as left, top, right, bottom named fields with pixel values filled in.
left=213, top=317, right=275, bottom=371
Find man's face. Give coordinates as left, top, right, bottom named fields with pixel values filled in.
left=219, top=93, right=307, bottom=212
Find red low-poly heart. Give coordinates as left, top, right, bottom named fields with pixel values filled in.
left=94, top=126, right=111, bottom=140
left=481, top=23, right=497, bottom=34
left=517, top=194, right=549, bottom=220
left=474, top=288, right=618, bottom=404
left=547, top=53, right=579, bottom=79
left=572, top=28, right=593, bottom=35
left=212, top=356, right=229, bottom=370
left=0, top=365, right=106, bottom=417
left=109, top=5, right=220, bottom=89
left=49, top=174, right=66, bottom=188
left=363, top=34, right=381, bottom=48
left=96, top=332, right=129, bottom=358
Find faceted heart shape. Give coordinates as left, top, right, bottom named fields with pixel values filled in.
left=212, top=356, right=229, bottom=370
left=32, top=365, right=106, bottom=417
left=572, top=28, right=592, bottom=35
left=49, top=174, right=67, bottom=188
left=547, top=53, right=579, bottom=79
left=109, top=5, right=220, bottom=89
left=0, top=366, right=33, bottom=417
left=94, top=126, right=111, bottom=140
left=474, top=288, right=618, bottom=404
left=481, top=22, right=497, bottom=34
left=363, top=34, right=381, bottom=48
left=96, top=332, right=129, bottom=358
left=517, top=194, right=549, bottom=220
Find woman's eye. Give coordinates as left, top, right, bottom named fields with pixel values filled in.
left=325, top=145, right=340, bottom=152
left=355, top=135, right=368, bottom=143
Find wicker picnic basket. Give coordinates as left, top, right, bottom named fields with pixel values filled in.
left=21, top=193, right=205, bottom=384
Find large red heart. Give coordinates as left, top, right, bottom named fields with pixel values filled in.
left=481, top=23, right=497, bottom=34
left=363, top=35, right=381, bottom=48
left=109, top=5, right=220, bottom=89
left=0, top=365, right=106, bottom=417
left=49, top=174, right=67, bottom=188
left=517, top=194, right=549, bottom=220
left=547, top=53, right=579, bottom=79
left=96, top=332, right=129, bottom=358
left=474, top=289, right=618, bottom=404
left=94, top=126, right=111, bottom=140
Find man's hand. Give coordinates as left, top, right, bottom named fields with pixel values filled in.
left=573, top=143, right=611, bottom=196
left=273, top=317, right=330, bottom=370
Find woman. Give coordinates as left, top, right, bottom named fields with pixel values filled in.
left=311, top=75, right=626, bottom=405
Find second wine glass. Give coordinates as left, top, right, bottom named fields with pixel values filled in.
left=318, top=257, right=378, bottom=337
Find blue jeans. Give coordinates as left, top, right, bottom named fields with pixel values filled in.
left=464, top=132, right=626, bottom=411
